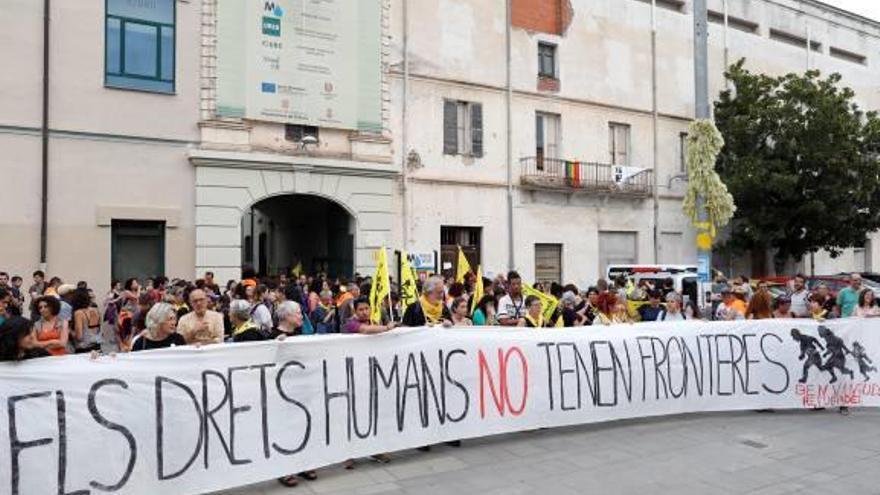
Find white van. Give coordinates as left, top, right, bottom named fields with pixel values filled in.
left=630, top=270, right=709, bottom=312
left=605, top=264, right=697, bottom=281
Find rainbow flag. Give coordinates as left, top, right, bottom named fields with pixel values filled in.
left=565, top=161, right=581, bottom=187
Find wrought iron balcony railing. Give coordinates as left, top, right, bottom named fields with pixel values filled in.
left=520, top=157, right=654, bottom=197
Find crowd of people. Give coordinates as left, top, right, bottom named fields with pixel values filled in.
left=0, top=269, right=875, bottom=361
left=0, top=267, right=873, bottom=484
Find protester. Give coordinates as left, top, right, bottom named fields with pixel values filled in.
left=496, top=271, right=525, bottom=326
left=272, top=301, right=306, bottom=339
left=250, top=285, right=274, bottom=335
left=809, top=283, right=838, bottom=319
left=854, top=290, right=880, bottom=318
left=0, top=316, right=50, bottom=361
left=402, top=276, right=453, bottom=327
left=745, top=285, right=773, bottom=320
left=715, top=288, right=745, bottom=321
left=178, top=289, right=225, bottom=345
left=788, top=274, right=810, bottom=317
left=837, top=274, right=862, bottom=318
left=658, top=292, right=687, bottom=321
left=33, top=296, right=70, bottom=356
left=450, top=297, right=473, bottom=326
left=472, top=294, right=496, bottom=326
left=0, top=288, right=10, bottom=326
left=342, top=297, right=398, bottom=334
left=71, top=288, right=102, bottom=353
left=130, top=302, right=186, bottom=351
left=519, top=295, right=546, bottom=328
left=229, top=299, right=265, bottom=342
left=560, top=291, right=586, bottom=327
left=311, top=290, right=338, bottom=334
left=772, top=296, right=796, bottom=319
left=637, top=290, right=664, bottom=322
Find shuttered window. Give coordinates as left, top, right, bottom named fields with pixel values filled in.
left=443, top=100, right=483, bottom=157
left=535, top=244, right=562, bottom=285
left=608, top=123, right=630, bottom=165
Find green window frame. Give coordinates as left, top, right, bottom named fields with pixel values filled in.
left=104, top=0, right=176, bottom=93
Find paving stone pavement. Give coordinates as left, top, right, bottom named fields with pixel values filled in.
left=216, top=409, right=880, bottom=495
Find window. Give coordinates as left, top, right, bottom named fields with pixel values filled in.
left=285, top=124, right=319, bottom=143
left=535, top=244, right=562, bottom=285
left=599, top=231, right=637, bottom=278
left=635, top=0, right=685, bottom=13
left=535, top=112, right=561, bottom=170
left=679, top=132, right=689, bottom=173
left=608, top=123, right=631, bottom=165
left=538, top=42, right=557, bottom=78
left=830, top=47, right=867, bottom=65
left=707, top=10, right=760, bottom=34
left=769, top=28, right=822, bottom=51
left=111, top=220, right=165, bottom=283
left=105, top=0, right=176, bottom=93
left=443, top=100, right=483, bottom=157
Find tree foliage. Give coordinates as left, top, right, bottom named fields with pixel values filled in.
left=714, top=59, right=880, bottom=266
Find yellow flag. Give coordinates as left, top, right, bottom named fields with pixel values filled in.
left=400, top=251, right=419, bottom=309
left=369, top=247, right=390, bottom=324
left=522, top=283, right=558, bottom=322
left=291, top=262, right=303, bottom=278
left=470, top=266, right=484, bottom=315
left=456, top=246, right=472, bottom=283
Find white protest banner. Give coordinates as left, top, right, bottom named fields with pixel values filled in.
left=2, top=319, right=880, bottom=494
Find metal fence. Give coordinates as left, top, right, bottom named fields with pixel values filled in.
left=520, top=157, right=654, bottom=197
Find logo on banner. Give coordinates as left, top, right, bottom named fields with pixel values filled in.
left=792, top=325, right=878, bottom=408
left=262, top=2, right=284, bottom=37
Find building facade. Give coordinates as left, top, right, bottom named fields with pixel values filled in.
left=0, top=0, right=878, bottom=290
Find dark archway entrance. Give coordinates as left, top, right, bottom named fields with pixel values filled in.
left=241, top=194, right=355, bottom=278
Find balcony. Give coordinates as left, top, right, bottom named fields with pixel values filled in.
left=520, top=157, right=654, bottom=197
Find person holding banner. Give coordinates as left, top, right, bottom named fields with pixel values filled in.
left=130, top=302, right=186, bottom=351
left=496, top=271, right=525, bottom=326
left=343, top=297, right=399, bottom=334
left=402, top=276, right=452, bottom=327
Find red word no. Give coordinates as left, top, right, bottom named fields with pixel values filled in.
left=478, top=347, right=529, bottom=418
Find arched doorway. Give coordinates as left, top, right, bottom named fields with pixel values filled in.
left=241, top=194, right=355, bottom=278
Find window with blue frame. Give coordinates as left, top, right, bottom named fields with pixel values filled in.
left=105, top=0, right=175, bottom=93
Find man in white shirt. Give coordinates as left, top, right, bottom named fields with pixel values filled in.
left=178, top=289, right=225, bottom=345
left=496, top=271, right=525, bottom=326
left=788, top=274, right=810, bottom=318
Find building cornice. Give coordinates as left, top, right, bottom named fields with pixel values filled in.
left=189, top=148, right=400, bottom=179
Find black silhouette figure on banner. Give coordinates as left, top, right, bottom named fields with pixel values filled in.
left=850, top=341, right=877, bottom=382
left=818, top=326, right=855, bottom=383
left=791, top=328, right=825, bottom=383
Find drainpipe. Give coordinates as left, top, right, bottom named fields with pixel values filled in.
left=805, top=24, right=811, bottom=70
left=401, top=0, right=410, bottom=249
left=505, top=0, right=514, bottom=271
left=723, top=0, right=729, bottom=90
left=39, top=0, right=51, bottom=270
left=651, top=0, right=660, bottom=263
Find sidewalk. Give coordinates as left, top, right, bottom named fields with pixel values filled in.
left=220, top=408, right=880, bottom=495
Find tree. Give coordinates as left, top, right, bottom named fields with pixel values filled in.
left=714, top=59, right=880, bottom=273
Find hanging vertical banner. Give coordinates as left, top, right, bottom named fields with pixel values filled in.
left=2, top=319, right=880, bottom=494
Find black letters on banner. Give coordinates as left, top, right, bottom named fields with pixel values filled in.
left=273, top=360, right=311, bottom=456
left=155, top=376, right=203, bottom=481
left=87, top=379, right=137, bottom=492
left=8, top=391, right=54, bottom=495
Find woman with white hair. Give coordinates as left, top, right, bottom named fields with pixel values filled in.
left=271, top=301, right=306, bottom=339
left=130, top=302, right=186, bottom=352
left=229, top=299, right=265, bottom=343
